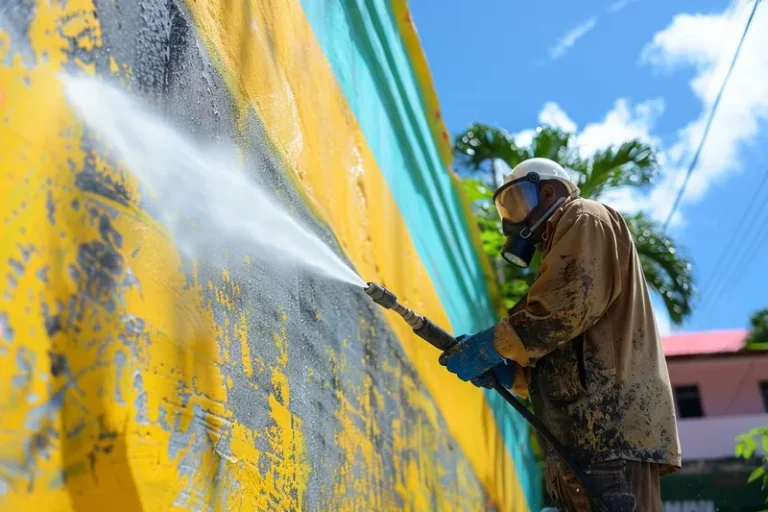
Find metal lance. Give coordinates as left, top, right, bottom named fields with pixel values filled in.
left=363, top=281, right=614, bottom=512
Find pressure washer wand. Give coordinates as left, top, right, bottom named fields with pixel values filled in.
left=364, top=282, right=456, bottom=351
left=364, top=282, right=613, bottom=512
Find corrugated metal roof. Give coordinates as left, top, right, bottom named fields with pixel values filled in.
left=661, top=329, right=749, bottom=357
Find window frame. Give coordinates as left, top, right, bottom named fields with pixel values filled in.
left=674, top=384, right=704, bottom=419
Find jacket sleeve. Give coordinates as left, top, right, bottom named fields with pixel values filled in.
left=493, top=212, right=623, bottom=366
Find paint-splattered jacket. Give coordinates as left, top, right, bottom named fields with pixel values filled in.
left=495, top=197, right=681, bottom=473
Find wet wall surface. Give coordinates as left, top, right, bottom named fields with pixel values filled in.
left=0, top=1, right=500, bottom=510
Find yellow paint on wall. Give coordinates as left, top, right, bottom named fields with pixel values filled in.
left=317, top=317, right=488, bottom=511
left=391, top=0, right=506, bottom=320
left=390, top=0, right=452, bottom=168
left=238, top=312, right=253, bottom=378
left=0, top=2, right=310, bottom=510
left=182, top=0, right=527, bottom=509
left=266, top=316, right=310, bottom=510
left=326, top=323, right=388, bottom=510
left=1, top=0, right=528, bottom=510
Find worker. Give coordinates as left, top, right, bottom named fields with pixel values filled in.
left=440, top=158, right=681, bottom=511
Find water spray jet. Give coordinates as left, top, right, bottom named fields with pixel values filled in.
left=64, top=74, right=610, bottom=511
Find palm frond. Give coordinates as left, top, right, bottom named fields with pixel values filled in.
left=454, top=124, right=528, bottom=184
left=580, top=140, right=658, bottom=199
left=455, top=121, right=694, bottom=323
left=626, top=213, right=695, bottom=325
left=531, top=126, right=575, bottom=163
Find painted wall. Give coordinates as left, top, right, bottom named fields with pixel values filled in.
left=668, top=355, right=768, bottom=416
left=0, top=1, right=539, bottom=511
left=675, top=413, right=768, bottom=460
left=668, top=354, right=768, bottom=461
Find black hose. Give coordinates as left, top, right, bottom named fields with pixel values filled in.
left=490, top=381, right=611, bottom=512
left=363, top=283, right=612, bottom=510
left=406, top=315, right=611, bottom=510
left=411, top=316, right=612, bottom=509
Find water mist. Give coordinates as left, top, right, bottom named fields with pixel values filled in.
left=62, top=75, right=365, bottom=288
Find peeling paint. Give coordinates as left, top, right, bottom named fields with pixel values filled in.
left=46, top=190, right=55, bottom=224
left=0, top=0, right=526, bottom=510
left=0, top=313, right=14, bottom=342
left=113, top=350, right=126, bottom=405
left=132, top=373, right=149, bottom=425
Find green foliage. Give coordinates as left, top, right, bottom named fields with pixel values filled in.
left=455, top=125, right=575, bottom=187
left=735, top=316, right=768, bottom=498
left=736, top=426, right=768, bottom=506
left=454, top=123, right=696, bottom=324
left=745, top=308, right=768, bottom=350
left=461, top=178, right=536, bottom=310
left=626, top=213, right=694, bottom=324
left=576, top=141, right=657, bottom=199
left=455, top=124, right=526, bottom=182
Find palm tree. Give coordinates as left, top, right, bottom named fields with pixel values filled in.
left=455, top=123, right=695, bottom=325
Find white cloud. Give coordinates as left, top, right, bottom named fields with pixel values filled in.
left=575, top=97, right=691, bottom=228
left=639, top=0, right=768, bottom=217
left=549, top=17, right=599, bottom=60
left=516, top=97, right=676, bottom=224
left=543, top=0, right=640, bottom=61
left=572, top=98, right=683, bottom=224
left=518, top=98, right=663, bottom=156
left=607, top=0, right=641, bottom=15
left=539, top=102, right=578, bottom=133
left=521, top=1, right=768, bottom=228
left=513, top=129, right=535, bottom=148
left=513, top=102, right=577, bottom=147
left=578, top=98, right=664, bottom=156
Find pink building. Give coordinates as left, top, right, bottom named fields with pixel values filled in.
left=661, top=329, right=768, bottom=511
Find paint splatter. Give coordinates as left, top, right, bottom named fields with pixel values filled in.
left=0, top=312, right=14, bottom=342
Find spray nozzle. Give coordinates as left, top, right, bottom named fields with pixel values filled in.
left=364, top=282, right=398, bottom=309
left=364, top=282, right=455, bottom=351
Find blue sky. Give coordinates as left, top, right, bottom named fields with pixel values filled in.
left=410, top=0, right=768, bottom=335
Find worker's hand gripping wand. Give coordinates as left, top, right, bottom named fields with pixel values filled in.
left=364, top=282, right=613, bottom=512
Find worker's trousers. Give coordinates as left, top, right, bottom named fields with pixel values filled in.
left=544, top=458, right=662, bottom=512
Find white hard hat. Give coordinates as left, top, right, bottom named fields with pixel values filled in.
left=499, top=158, right=580, bottom=197
left=492, top=158, right=580, bottom=224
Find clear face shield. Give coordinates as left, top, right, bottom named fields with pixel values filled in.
left=493, top=172, right=566, bottom=267
left=494, top=179, right=540, bottom=225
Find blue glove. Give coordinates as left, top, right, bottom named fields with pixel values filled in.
left=471, top=362, right=516, bottom=389
left=439, top=327, right=503, bottom=382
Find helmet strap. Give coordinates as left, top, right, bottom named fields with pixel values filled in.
left=526, top=196, right=567, bottom=236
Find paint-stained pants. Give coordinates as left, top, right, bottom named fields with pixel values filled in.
left=545, top=459, right=662, bottom=512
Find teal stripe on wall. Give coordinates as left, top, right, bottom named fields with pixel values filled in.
left=485, top=392, right=543, bottom=512
left=297, top=0, right=494, bottom=332
left=296, top=1, right=542, bottom=510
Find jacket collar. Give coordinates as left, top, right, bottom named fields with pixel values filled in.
left=542, top=196, right=578, bottom=254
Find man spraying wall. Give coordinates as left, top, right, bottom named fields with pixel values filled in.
left=439, top=158, right=681, bottom=511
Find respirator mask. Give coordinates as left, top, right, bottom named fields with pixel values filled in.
left=493, top=172, right=566, bottom=268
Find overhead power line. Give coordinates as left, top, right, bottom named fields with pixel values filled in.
left=702, top=217, right=768, bottom=319
left=697, top=167, right=768, bottom=317
left=729, top=218, right=768, bottom=289
left=662, top=0, right=762, bottom=230
left=697, top=167, right=768, bottom=299
left=698, top=214, right=768, bottom=317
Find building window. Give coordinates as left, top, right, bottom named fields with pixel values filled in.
left=674, top=385, right=704, bottom=418
left=759, top=381, right=768, bottom=412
